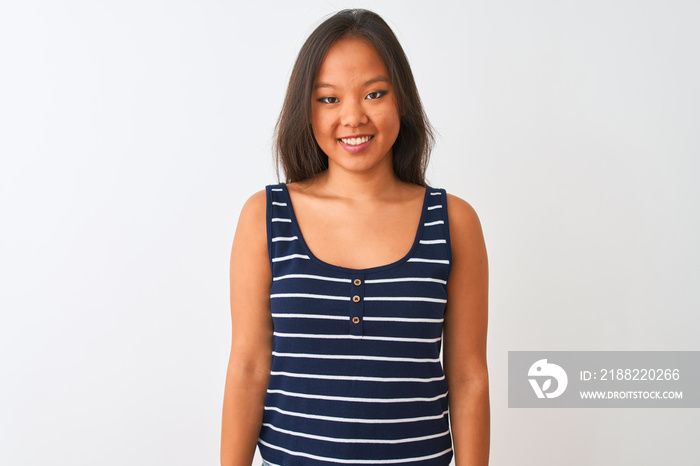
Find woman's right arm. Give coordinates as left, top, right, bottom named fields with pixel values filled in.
left=221, top=190, right=273, bottom=466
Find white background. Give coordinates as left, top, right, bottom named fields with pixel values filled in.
left=1, top=1, right=698, bottom=465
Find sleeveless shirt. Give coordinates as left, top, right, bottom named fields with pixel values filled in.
left=259, top=184, right=453, bottom=465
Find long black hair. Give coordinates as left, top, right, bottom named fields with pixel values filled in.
left=275, top=9, right=434, bottom=186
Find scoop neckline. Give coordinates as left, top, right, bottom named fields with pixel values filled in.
left=279, top=183, right=430, bottom=274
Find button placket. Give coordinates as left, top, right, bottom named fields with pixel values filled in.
left=349, top=272, right=365, bottom=335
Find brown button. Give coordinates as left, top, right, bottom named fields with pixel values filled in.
left=353, top=279, right=362, bottom=286
left=352, top=316, right=360, bottom=324
left=352, top=295, right=361, bottom=303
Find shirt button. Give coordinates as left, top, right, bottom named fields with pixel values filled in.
left=353, top=279, right=362, bottom=286
left=352, top=316, right=360, bottom=324
left=352, top=295, right=361, bottom=303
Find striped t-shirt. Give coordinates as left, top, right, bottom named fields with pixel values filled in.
left=259, top=184, right=453, bottom=465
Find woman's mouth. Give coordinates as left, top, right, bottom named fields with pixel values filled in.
left=339, top=135, right=373, bottom=145
left=338, top=135, right=374, bottom=153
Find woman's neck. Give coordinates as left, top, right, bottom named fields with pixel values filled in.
left=310, top=164, right=408, bottom=202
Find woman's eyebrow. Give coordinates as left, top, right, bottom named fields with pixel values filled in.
left=313, top=76, right=390, bottom=90
left=313, top=82, right=337, bottom=90
left=363, top=76, right=389, bottom=86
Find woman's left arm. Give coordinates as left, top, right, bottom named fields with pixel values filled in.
left=444, top=194, right=490, bottom=466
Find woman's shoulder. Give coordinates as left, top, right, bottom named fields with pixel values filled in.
left=445, top=193, right=480, bottom=224
left=235, top=189, right=268, bottom=236
left=445, top=193, right=485, bottom=249
left=240, top=188, right=267, bottom=214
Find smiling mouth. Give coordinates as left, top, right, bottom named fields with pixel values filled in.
left=339, top=135, right=374, bottom=146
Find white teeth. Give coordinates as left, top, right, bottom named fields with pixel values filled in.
left=340, top=136, right=372, bottom=145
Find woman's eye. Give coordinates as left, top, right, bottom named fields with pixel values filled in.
left=317, top=97, right=339, bottom=104
left=366, top=90, right=387, bottom=100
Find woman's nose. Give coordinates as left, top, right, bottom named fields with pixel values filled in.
left=339, top=100, right=368, bottom=127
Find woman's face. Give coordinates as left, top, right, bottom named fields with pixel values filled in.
left=311, top=38, right=401, bottom=177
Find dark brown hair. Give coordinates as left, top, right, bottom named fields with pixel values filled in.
left=274, top=9, right=434, bottom=186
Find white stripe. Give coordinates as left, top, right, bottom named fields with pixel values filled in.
left=271, top=217, right=292, bottom=223
left=263, top=407, right=449, bottom=425
left=363, top=316, right=444, bottom=323
left=270, top=371, right=445, bottom=383
left=267, top=389, right=447, bottom=404
left=258, top=439, right=452, bottom=464
left=271, top=254, right=310, bottom=263
left=408, top=258, right=450, bottom=265
left=271, top=236, right=298, bottom=242
left=271, top=188, right=283, bottom=192
left=424, top=220, right=444, bottom=226
left=271, top=201, right=287, bottom=206
left=419, top=239, right=446, bottom=245
left=273, top=332, right=441, bottom=343
left=262, top=422, right=449, bottom=445
left=271, top=351, right=440, bottom=363
left=364, top=296, right=447, bottom=304
left=273, top=273, right=351, bottom=283
left=364, top=277, right=447, bottom=285
left=270, top=293, right=349, bottom=301
left=272, top=313, right=347, bottom=321
left=430, top=192, right=442, bottom=196
left=427, top=205, right=442, bottom=210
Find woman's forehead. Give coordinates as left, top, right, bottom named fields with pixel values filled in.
left=314, top=38, right=390, bottom=86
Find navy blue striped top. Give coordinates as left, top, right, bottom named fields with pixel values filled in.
left=259, top=184, right=453, bottom=465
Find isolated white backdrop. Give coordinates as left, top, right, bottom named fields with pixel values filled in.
left=1, top=1, right=698, bottom=465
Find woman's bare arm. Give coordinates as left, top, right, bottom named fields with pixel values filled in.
left=221, top=191, right=273, bottom=466
left=443, top=194, right=490, bottom=466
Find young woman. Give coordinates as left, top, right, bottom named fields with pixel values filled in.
left=221, top=9, right=489, bottom=466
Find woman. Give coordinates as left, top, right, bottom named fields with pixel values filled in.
left=221, top=9, right=489, bottom=466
